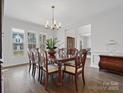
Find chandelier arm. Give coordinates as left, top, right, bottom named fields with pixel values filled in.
left=52, top=6, right=54, bottom=25
left=45, top=5, right=61, bottom=30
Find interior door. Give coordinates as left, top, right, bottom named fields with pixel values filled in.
left=67, top=37, right=75, bottom=48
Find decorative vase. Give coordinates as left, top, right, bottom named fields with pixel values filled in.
left=48, top=49, right=56, bottom=59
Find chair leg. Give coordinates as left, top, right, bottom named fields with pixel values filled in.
left=42, top=72, right=45, bottom=85
left=38, top=68, right=40, bottom=81
left=40, top=70, right=43, bottom=84
left=82, top=69, right=85, bottom=85
left=32, top=64, right=36, bottom=77
left=45, top=73, right=49, bottom=90
left=51, top=74, right=54, bottom=79
left=32, top=64, right=34, bottom=76
left=29, top=61, right=31, bottom=73
left=34, top=67, right=36, bottom=77
left=75, top=75, right=78, bottom=91
left=62, top=71, right=64, bottom=86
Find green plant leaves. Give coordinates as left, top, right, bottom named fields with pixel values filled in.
left=46, top=38, right=59, bottom=49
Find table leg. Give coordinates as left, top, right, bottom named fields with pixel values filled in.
left=58, top=62, right=62, bottom=86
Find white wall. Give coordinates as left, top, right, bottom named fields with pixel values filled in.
left=91, top=8, right=122, bottom=54
left=66, top=6, right=123, bottom=68
left=3, top=16, right=55, bottom=67
left=57, top=28, right=78, bottom=48
left=90, top=6, right=123, bottom=68
left=56, top=28, right=66, bottom=49
left=78, top=24, right=91, bottom=35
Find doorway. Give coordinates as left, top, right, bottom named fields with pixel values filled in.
left=78, top=24, right=91, bottom=59
left=67, top=37, right=75, bottom=48
left=78, top=24, right=91, bottom=50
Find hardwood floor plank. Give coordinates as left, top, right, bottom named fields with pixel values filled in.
left=3, top=59, right=123, bottom=93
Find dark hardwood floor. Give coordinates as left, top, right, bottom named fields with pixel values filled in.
left=3, top=59, right=123, bottom=93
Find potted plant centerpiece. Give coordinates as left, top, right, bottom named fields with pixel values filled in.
left=46, top=38, right=58, bottom=58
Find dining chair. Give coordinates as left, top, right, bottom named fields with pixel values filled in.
left=38, top=50, right=59, bottom=90
left=30, top=48, right=39, bottom=78
left=63, top=49, right=88, bottom=91
left=64, top=48, right=78, bottom=65
left=27, top=49, right=32, bottom=73
left=58, top=48, right=78, bottom=58
left=58, top=48, right=67, bottom=58
left=37, top=48, right=46, bottom=83
left=31, top=48, right=46, bottom=83
left=67, top=48, right=78, bottom=57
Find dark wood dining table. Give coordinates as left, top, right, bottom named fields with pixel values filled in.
left=54, top=55, right=76, bottom=85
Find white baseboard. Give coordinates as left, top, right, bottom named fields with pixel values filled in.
left=90, top=64, right=99, bottom=68
left=3, top=63, right=28, bottom=69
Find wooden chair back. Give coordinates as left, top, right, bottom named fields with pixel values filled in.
left=58, top=48, right=67, bottom=58
left=37, top=48, right=46, bottom=67
left=67, top=48, right=78, bottom=57
left=37, top=50, right=48, bottom=72
left=27, top=49, right=32, bottom=61
left=31, top=48, right=39, bottom=64
left=75, top=49, right=88, bottom=69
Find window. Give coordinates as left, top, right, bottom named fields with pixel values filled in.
left=12, top=28, right=24, bottom=56
left=39, top=34, right=46, bottom=49
left=27, top=32, right=36, bottom=50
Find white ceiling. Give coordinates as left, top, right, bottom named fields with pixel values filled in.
left=4, top=0, right=122, bottom=29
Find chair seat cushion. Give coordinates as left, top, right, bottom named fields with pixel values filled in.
left=64, top=66, right=82, bottom=73
left=43, top=64, right=59, bottom=73
left=52, top=63, right=64, bottom=70
left=64, top=61, right=75, bottom=66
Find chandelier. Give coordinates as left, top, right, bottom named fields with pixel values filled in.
left=45, top=5, right=62, bottom=30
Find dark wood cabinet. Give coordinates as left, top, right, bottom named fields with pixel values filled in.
left=99, top=55, right=123, bottom=75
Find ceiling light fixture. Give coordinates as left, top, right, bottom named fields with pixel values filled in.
left=45, top=5, right=61, bottom=30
